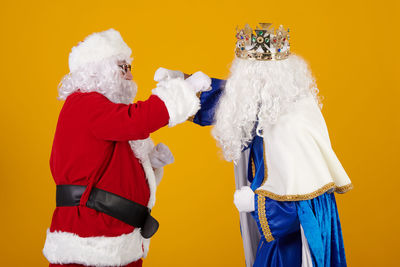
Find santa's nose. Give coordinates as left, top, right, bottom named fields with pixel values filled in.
left=124, top=71, right=133, bottom=80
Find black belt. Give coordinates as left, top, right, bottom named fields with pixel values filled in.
left=56, top=185, right=159, bottom=238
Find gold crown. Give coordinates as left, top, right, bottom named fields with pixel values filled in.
left=235, top=23, right=290, bottom=61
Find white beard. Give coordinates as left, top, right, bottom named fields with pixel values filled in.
left=105, top=78, right=138, bottom=105
left=212, top=54, right=321, bottom=163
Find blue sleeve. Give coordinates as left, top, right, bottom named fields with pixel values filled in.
left=191, top=78, right=226, bottom=126
left=253, top=194, right=300, bottom=242
left=248, top=136, right=265, bottom=190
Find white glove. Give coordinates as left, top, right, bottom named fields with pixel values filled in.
left=185, top=71, right=211, bottom=93
left=149, top=143, right=174, bottom=169
left=154, top=67, right=184, bottom=82
left=234, top=186, right=255, bottom=213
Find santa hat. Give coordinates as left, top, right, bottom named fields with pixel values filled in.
left=68, top=29, right=132, bottom=72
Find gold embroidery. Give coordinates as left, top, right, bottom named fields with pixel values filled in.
left=251, top=157, right=255, bottom=178
left=335, top=183, right=354, bottom=194
left=255, top=182, right=353, bottom=201
left=257, top=195, right=275, bottom=242
left=187, top=115, right=195, bottom=122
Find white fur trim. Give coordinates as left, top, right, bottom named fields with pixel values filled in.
left=154, top=167, right=164, bottom=187
left=43, top=228, right=146, bottom=266
left=129, top=138, right=157, bottom=209
left=129, top=138, right=154, bottom=163
left=152, top=78, right=200, bottom=127
left=69, top=29, right=132, bottom=73
left=142, top=238, right=151, bottom=258
left=141, top=157, right=157, bottom=209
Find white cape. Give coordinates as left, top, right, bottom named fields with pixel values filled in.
left=255, top=96, right=352, bottom=200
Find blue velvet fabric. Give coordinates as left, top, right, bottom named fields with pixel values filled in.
left=253, top=231, right=302, bottom=267
left=253, top=192, right=347, bottom=267
left=253, top=194, right=302, bottom=267
left=192, top=78, right=226, bottom=126
left=296, top=193, right=347, bottom=267
left=247, top=136, right=266, bottom=190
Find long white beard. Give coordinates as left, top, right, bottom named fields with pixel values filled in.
left=106, top=78, right=138, bottom=105
left=212, top=54, right=320, bottom=163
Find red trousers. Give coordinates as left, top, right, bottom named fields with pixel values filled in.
left=49, top=259, right=142, bottom=267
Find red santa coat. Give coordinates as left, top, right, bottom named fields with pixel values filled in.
left=43, top=91, right=170, bottom=266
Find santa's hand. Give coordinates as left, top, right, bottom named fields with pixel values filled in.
left=185, top=71, right=211, bottom=93
left=149, top=143, right=174, bottom=169
left=234, top=186, right=255, bottom=212
left=154, top=67, right=184, bottom=82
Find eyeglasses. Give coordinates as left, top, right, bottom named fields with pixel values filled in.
left=118, top=64, right=131, bottom=73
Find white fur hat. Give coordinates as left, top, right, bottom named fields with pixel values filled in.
left=68, top=29, right=132, bottom=72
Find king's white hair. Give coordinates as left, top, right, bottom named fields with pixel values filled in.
left=212, top=54, right=321, bottom=162
left=58, top=55, right=137, bottom=105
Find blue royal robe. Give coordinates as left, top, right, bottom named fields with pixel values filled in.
left=191, top=78, right=348, bottom=267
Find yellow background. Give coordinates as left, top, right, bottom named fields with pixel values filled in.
left=1, top=0, right=399, bottom=266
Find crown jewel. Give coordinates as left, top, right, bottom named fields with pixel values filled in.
left=235, top=23, right=290, bottom=61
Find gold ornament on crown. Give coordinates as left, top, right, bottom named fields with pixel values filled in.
left=235, top=23, right=290, bottom=61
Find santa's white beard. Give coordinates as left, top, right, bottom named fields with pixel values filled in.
left=106, top=78, right=137, bottom=104
left=212, top=54, right=321, bottom=163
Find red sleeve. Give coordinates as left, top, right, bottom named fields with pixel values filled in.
left=88, top=93, right=170, bottom=141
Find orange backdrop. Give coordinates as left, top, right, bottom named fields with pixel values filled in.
left=1, top=0, right=399, bottom=266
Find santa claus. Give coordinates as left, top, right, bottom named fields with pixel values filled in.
left=42, top=29, right=210, bottom=267
left=160, top=23, right=352, bottom=267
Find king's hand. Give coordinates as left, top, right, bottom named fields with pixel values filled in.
left=234, top=186, right=255, bottom=213
left=185, top=71, right=211, bottom=93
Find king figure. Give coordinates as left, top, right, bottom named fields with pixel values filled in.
left=157, top=23, right=352, bottom=267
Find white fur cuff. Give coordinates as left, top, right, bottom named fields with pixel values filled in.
left=43, top=229, right=146, bottom=266
left=152, top=78, right=200, bottom=127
